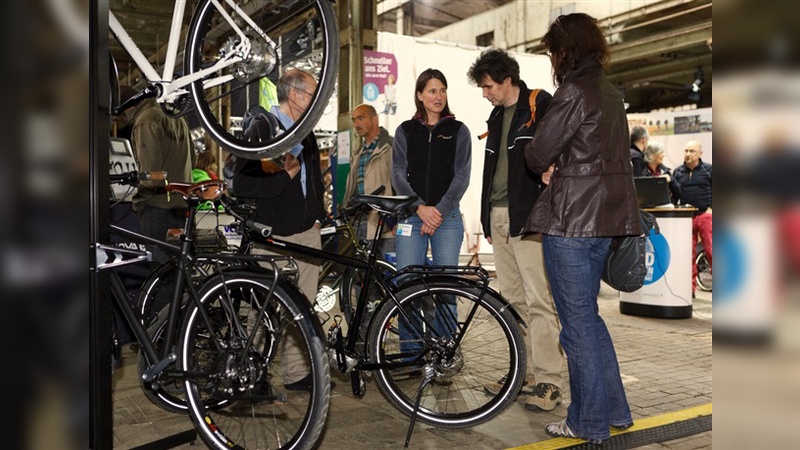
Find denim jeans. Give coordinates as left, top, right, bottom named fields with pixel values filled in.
left=542, top=235, right=632, bottom=440
left=396, top=210, right=463, bottom=358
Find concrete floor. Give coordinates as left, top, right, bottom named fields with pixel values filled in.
left=112, top=284, right=713, bottom=449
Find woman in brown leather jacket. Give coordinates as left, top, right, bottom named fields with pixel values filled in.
left=523, top=13, right=640, bottom=444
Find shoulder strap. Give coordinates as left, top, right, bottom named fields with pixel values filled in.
left=478, top=89, right=542, bottom=140
left=522, top=88, right=542, bottom=129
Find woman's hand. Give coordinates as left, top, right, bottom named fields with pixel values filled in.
left=416, top=205, right=443, bottom=229
left=420, top=223, right=437, bottom=236
left=542, top=165, right=555, bottom=185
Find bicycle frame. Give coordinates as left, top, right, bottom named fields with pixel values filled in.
left=318, top=209, right=368, bottom=282
left=109, top=0, right=272, bottom=104
left=246, top=205, right=496, bottom=372
left=102, top=192, right=291, bottom=383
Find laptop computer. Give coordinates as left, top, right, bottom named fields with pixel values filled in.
left=633, top=176, right=672, bottom=208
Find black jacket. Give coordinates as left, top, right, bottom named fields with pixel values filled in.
left=630, top=145, right=646, bottom=177
left=673, top=160, right=712, bottom=215
left=480, top=82, right=552, bottom=238
left=392, top=116, right=471, bottom=218
left=234, top=124, right=325, bottom=236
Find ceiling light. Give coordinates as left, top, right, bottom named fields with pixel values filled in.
left=687, top=66, right=704, bottom=102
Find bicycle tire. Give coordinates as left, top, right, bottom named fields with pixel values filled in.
left=185, top=0, right=339, bottom=159
left=135, top=260, right=181, bottom=327
left=136, top=305, right=187, bottom=413
left=339, top=259, right=397, bottom=326
left=368, top=281, right=526, bottom=428
left=180, top=272, right=330, bottom=450
left=695, top=249, right=712, bottom=292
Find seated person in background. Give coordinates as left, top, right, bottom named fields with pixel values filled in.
left=642, top=140, right=681, bottom=202
left=673, top=140, right=712, bottom=298
left=192, top=151, right=219, bottom=182
left=192, top=151, right=222, bottom=211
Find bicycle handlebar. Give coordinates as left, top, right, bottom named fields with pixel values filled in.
left=109, top=171, right=167, bottom=186
left=246, top=220, right=273, bottom=238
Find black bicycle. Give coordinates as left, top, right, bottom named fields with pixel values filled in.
left=695, top=241, right=712, bottom=292
left=315, top=187, right=397, bottom=324
left=136, top=188, right=397, bottom=344
left=240, top=193, right=528, bottom=444
left=103, top=173, right=330, bottom=449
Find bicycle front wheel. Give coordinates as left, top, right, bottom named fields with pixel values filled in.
left=185, top=0, right=338, bottom=159
left=179, top=272, right=330, bottom=449
left=368, top=281, right=526, bottom=428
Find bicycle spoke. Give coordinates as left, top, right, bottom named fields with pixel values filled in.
left=186, top=0, right=338, bottom=159
left=180, top=274, right=329, bottom=449
left=370, top=283, right=525, bottom=428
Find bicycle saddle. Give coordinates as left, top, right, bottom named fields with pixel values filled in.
left=349, top=194, right=418, bottom=215
left=167, top=180, right=227, bottom=202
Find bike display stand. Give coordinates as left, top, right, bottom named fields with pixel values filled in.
left=128, top=430, right=197, bottom=450
left=90, top=3, right=197, bottom=448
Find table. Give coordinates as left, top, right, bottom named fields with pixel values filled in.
left=619, top=207, right=696, bottom=319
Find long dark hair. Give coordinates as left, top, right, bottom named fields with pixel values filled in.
left=413, top=68, right=452, bottom=122
left=542, top=13, right=609, bottom=85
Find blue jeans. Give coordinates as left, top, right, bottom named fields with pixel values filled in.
left=542, top=235, right=632, bottom=440
left=396, top=210, right=463, bottom=358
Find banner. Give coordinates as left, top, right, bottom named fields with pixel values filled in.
left=627, top=108, right=713, bottom=169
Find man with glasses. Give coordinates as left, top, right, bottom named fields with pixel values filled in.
left=234, top=68, right=327, bottom=391
left=629, top=125, right=649, bottom=177
left=674, top=140, right=712, bottom=297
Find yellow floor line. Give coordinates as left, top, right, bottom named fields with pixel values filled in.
left=507, top=403, right=712, bottom=450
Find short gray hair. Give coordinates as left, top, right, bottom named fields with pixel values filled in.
left=630, top=126, right=648, bottom=146
left=643, top=140, right=664, bottom=163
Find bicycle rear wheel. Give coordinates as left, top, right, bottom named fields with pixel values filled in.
left=368, top=281, right=526, bottom=428
left=179, top=272, right=330, bottom=449
left=185, top=0, right=338, bottom=159
left=695, top=249, right=712, bottom=291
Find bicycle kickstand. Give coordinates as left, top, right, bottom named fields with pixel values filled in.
left=404, top=368, right=434, bottom=448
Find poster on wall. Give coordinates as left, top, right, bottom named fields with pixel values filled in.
left=363, top=50, right=399, bottom=116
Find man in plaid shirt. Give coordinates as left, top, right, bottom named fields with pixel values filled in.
left=343, top=104, right=396, bottom=257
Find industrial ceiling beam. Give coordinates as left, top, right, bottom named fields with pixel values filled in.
left=610, top=21, right=712, bottom=64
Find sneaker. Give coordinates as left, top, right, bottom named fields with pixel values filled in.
left=483, top=374, right=535, bottom=396
left=525, top=383, right=562, bottom=411
left=545, top=419, right=603, bottom=445
left=610, top=422, right=634, bottom=431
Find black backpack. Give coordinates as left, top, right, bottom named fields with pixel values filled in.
left=223, top=105, right=283, bottom=195
left=601, top=210, right=660, bottom=292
